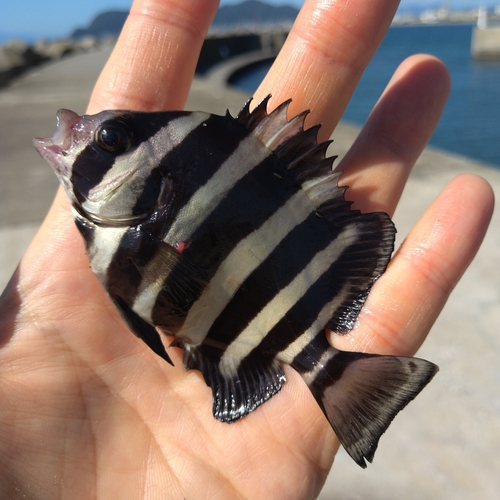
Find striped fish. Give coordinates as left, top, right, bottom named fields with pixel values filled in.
left=34, top=97, right=437, bottom=467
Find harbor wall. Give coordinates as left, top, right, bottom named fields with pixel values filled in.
left=196, top=31, right=286, bottom=73
left=0, top=31, right=288, bottom=87
left=471, top=26, right=500, bottom=60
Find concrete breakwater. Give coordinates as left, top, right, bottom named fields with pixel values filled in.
left=0, top=36, right=112, bottom=88
left=471, top=25, right=500, bottom=60
left=0, top=30, right=288, bottom=88
left=1, top=47, right=500, bottom=499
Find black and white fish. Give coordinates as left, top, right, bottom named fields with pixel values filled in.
left=34, top=97, right=437, bottom=467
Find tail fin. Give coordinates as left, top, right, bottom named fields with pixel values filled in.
left=298, top=348, right=438, bottom=468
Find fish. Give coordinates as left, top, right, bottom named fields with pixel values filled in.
left=34, top=96, right=438, bottom=467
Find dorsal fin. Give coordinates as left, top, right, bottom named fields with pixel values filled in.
left=236, top=94, right=272, bottom=128
left=235, top=95, right=352, bottom=222
left=237, top=96, right=307, bottom=152
left=235, top=96, right=396, bottom=335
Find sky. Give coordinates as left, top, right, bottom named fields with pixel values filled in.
left=0, top=0, right=496, bottom=42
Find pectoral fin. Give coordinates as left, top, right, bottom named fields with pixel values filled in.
left=114, top=295, right=174, bottom=365
left=132, top=235, right=209, bottom=311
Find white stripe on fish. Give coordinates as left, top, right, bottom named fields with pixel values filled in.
left=164, top=133, right=271, bottom=246
left=278, top=286, right=351, bottom=365
left=219, top=224, right=359, bottom=373
left=176, top=190, right=313, bottom=345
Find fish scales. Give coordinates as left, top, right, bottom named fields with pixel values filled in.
left=34, top=96, right=438, bottom=468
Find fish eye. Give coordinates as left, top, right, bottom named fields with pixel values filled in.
left=95, top=121, right=132, bottom=155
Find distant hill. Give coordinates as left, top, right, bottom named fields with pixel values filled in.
left=71, top=11, right=128, bottom=39
left=70, top=1, right=298, bottom=39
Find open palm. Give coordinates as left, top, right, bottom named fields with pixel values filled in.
left=0, top=0, right=493, bottom=499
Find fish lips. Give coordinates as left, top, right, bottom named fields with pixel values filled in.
left=33, top=109, right=81, bottom=190
left=33, top=109, right=80, bottom=177
left=33, top=108, right=80, bottom=165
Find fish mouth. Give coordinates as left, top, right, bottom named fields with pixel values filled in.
left=33, top=109, right=81, bottom=199
left=33, top=109, right=81, bottom=157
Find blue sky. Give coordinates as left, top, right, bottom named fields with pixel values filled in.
left=0, top=0, right=493, bottom=42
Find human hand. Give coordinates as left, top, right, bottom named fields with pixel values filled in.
left=0, top=1, right=493, bottom=499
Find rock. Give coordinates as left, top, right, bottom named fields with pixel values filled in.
left=0, top=43, right=26, bottom=86
left=0, top=38, right=64, bottom=87
left=5, top=39, right=46, bottom=67
left=73, top=36, right=99, bottom=52
left=43, top=40, right=74, bottom=60
left=0, top=36, right=100, bottom=88
left=33, top=39, right=52, bottom=58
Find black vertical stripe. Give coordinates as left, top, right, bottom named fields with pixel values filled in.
left=100, top=112, right=248, bottom=309
left=243, top=250, right=353, bottom=359
left=131, top=168, right=163, bottom=216
left=205, top=212, right=393, bottom=369
left=104, top=227, right=160, bottom=306
left=266, top=220, right=395, bottom=355
left=180, top=154, right=294, bottom=272
left=239, top=241, right=368, bottom=377
left=71, top=143, right=117, bottom=201
left=289, top=333, right=336, bottom=375
left=198, top=211, right=344, bottom=361
left=71, top=110, right=178, bottom=199
left=154, top=113, right=253, bottom=235
left=151, top=152, right=302, bottom=327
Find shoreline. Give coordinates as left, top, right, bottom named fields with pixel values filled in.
left=0, top=18, right=494, bottom=45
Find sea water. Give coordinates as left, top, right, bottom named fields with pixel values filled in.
left=232, top=24, right=500, bottom=167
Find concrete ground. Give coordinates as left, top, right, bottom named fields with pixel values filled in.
left=0, top=48, right=499, bottom=499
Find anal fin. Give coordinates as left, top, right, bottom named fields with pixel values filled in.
left=177, top=341, right=286, bottom=423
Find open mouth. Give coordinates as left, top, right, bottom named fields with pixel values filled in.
left=33, top=109, right=81, bottom=156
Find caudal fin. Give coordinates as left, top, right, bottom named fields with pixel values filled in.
left=297, top=348, right=438, bottom=468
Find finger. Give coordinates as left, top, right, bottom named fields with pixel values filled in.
left=254, top=0, right=400, bottom=141
left=332, top=174, right=495, bottom=356
left=88, top=0, right=220, bottom=114
left=338, top=54, right=451, bottom=214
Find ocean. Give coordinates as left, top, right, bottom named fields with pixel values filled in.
left=232, top=24, right=500, bottom=168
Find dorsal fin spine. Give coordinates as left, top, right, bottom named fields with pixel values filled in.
left=254, top=100, right=291, bottom=145
left=285, top=141, right=332, bottom=170
left=239, top=95, right=272, bottom=129
left=235, top=95, right=350, bottom=220
left=294, top=158, right=335, bottom=184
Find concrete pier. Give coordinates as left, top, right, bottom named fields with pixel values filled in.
left=471, top=26, right=500, bottom=60
left=1, top=47, right=499, bottom=499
